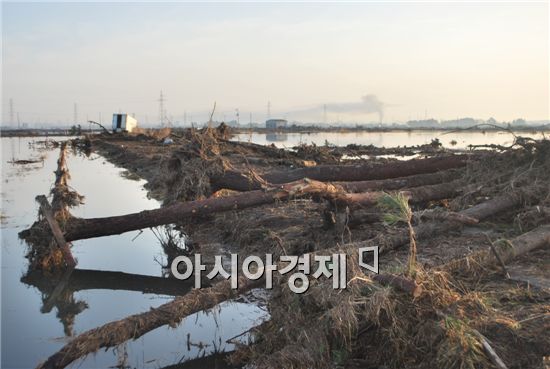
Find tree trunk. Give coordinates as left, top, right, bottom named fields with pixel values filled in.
left=326, top=192, right=525, bottom=257
left=211, top=155, right=470, bottom=191
left=63, top=178, right=465, bottom=242
left=36, top=195, right=76, bottom=268
left=36, top=276, right=263, bottom=369
left=36, top=268, right=419, bottom=369
left=336, top=169, right=461, bottom=193
left=443, top=224, right=550, bottom=272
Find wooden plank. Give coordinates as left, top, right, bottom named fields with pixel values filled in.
left=36, top=195, right=76, bottom=268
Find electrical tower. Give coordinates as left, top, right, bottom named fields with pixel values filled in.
left=9, top=98, right=14, bottom=127
left=158, top=90, right=166, bottom=127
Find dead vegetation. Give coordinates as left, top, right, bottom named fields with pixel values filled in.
left=20, top=127, right=550, bottom=369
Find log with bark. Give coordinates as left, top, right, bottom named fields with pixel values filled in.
left=211, top=154, right=470, bottom=191
left=442, top=224, right=550, bottom=272
left=37, top=224, right=547, bottom=369
left=35, top=268, right=420, bottom=369
left=36, top=195, right=76, bottom=268
left=336, top=169, right=461, bottom=193
left=36, top=276, right=263, bottom=369
left=322, top=191, right=526, bottom=258
left=62, top=178, right=464, bottom=242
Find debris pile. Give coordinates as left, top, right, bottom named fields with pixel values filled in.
left=20, top=127, right=550, bottom=369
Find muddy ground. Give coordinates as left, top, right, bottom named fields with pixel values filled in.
left=25, top=126, right=550, bottom=369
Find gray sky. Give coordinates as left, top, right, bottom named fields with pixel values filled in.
left=2, top=1, right=549, bottom=126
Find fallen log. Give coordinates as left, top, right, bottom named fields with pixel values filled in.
left=211, top=155, right=470, bottom=191
left=36, top=266, right=419, bottom=369
left=62, top=178, right=464, bottom=242
left=322, top=191, right=526, bottom=258
left=443, top=224, right=550, bottom=273
left=379, top=191, right=525, bottom=254
left=36, top=195, right=76, bottom=268
left=36, top=276, right=263, bottom=369
left=63, top=179, right=341, bottom=241
left=336, top=169, right=461, bottom=193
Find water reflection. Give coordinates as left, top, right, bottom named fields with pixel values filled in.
left=265, top=133, right=288, bottom=142
left=21, top=268, right=196, bottom=337
left=1, top=137, right=268, bottom=369
left=233, top=130, right=546, bottom=149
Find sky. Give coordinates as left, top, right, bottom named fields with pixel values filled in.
left=1, top=1, right=549, bottom=126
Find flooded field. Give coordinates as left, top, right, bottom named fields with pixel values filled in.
left=233, top=130, right=547, bottom=149
left=1, top=137, right=268, bottom=369
left=2, top=129, right=549, bottom=369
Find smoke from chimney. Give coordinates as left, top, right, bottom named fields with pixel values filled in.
left=324, top=94, right=386, bottom=123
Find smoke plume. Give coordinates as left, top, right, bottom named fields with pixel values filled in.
left=327, top=94, right=385, bottom=123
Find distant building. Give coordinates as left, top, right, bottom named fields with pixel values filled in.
left=112, top=114, right=138, bottom=133
left=266, top=119, right=287, bottom=129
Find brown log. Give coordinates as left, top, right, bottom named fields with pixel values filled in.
left=443, top=224, right=550, bottom=272
left=383, top=192, right=524, bottom=253
left=36, top=276, right=263, bottom=369
left=36, top=195, right=76, bottom=268
left=211, top=155, right=470, bottom=191
left=336, top=169, right=461, bottom=193
left=63, top=179, right=341, bottom=241
left=63, top=178, right=464, bottom=242
left=36, top=266, right=420, bottom=369
left=323, top=191, right=525, bottom=257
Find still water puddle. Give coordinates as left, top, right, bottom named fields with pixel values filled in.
left=1, top=137, right=268, bottom=369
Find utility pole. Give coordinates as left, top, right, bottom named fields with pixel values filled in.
left=9, top=98, right=14, bottom=127
left=158, top=90, right=166, bottom=127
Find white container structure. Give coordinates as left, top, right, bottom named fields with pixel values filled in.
left=265, top=119, right=287, bottom=129
left=112, top=114, right=138, bottom=133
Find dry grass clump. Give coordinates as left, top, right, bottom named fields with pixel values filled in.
left=161, top=126, right=233, bottom=203
left=232, top=252, right=548, bottom=369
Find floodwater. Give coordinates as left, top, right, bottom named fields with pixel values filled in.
left=233, top=129, right=547, bottom=149
left=1, top=137, right=268, bottom=369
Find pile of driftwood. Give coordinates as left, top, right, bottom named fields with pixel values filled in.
left=20, top=129, right=550, bottom=369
